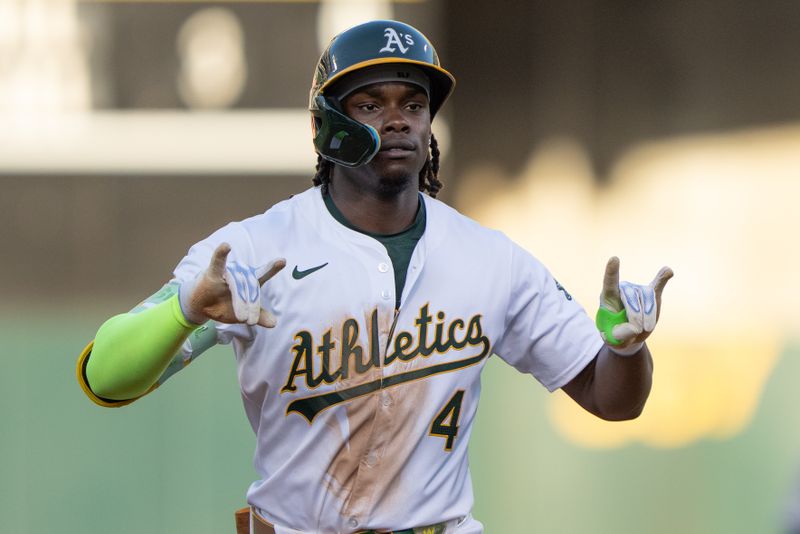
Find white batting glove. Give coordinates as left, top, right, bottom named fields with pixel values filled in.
left=595, top=256, right=673, bottom=356
left=179, top=243, right=285, bottom=328
left=224, top=261, right=273, bottom=326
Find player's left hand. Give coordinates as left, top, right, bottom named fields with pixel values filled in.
left=595, top=256, right=673, bottom=355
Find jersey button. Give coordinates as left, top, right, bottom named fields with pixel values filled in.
left=365, top=452, right=378, bottom=467
left=378, top=262, right=389, bottom=273
left=348, top=517, right=359, bottom=529
left=381, top=392, right=392, bottom=407
left=380, top=290, right=391, bottom=300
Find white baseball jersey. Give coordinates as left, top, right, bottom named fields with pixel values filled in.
left=171, top=186, right=603, bottom=533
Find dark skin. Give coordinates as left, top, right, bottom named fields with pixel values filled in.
left=326, top=80, right=658, bottom=421
left=562, top=345, right=653, bottom=421
left=328, top=82, right=430, bottom=235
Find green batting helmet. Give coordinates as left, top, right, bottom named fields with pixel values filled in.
left=309, top=20, right=455, bottom=167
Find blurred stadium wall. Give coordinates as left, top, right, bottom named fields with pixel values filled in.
left=2, top=1, right=800, bottom=533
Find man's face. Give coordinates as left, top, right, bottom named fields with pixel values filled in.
left=342, top=81, right=432, bottom=194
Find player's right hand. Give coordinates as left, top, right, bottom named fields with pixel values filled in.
left=179, top=242, right=285, bottom=328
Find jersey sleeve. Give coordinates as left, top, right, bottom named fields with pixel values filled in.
left=493, top=243, right=604, bottom=392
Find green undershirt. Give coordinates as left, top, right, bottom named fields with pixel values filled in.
left=323, top=192, right=426, bottom=309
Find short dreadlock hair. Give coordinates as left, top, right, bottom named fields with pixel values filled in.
left=312, top=134, right=442, bottom=198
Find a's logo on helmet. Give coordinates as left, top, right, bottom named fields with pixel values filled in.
left=379, top=28, right=414, bottom=54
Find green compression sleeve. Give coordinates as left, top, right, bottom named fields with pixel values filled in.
left=85, top=294, right=196, bottom=401
left=595, top=307, right=627, bottom=346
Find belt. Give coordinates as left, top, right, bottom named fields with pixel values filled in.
left=361, top=528, right=445, bottom=534
left=361, top=527, right=446, bottom=534
left=236, top=507, right=450, bottom=534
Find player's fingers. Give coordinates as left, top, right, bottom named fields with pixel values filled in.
left=641, top=285, right=657, bottom=332
left=243, top=266, right=262, bottom=326
left=243, top=264, right=265, bottom=326
left=652, top=266, right=674, bottom=299
left=257, top=258, right=287, bottom=286
left=224, top=266, right=250, bottom=323
left=619, top=282, right=645, bottom=330
left=257, top=308, right=277, bottom=328
left=247, top=302, right=261, bottom=326
left=208, top=243, right=232, bottom=279
left=611, top=322, right=642, bottom=344
left=601, top=256, right=620, bottom=297
left=599, top=257, right=624, bottom=312
left=651, top=266, right=674, bottom=319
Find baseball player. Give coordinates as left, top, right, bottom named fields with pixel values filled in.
left=76, top=20, right=673, bottom=534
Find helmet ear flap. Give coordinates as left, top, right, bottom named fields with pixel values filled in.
left=312, top=96, right=380, bottom=167
left=311, top=115, right=322, bottom=139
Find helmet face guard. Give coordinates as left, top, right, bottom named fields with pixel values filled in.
left=311, top=95, right=380, bottom=167
left=309, top=20, right=455, bottom=167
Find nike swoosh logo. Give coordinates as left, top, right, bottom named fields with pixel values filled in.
left=292, top=263, right=328, bottom=280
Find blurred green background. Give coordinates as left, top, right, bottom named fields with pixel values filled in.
left=2, top=307, right=798, bottom=533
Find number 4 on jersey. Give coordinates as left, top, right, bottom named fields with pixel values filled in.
left=430, top=390, right=465, bottom=451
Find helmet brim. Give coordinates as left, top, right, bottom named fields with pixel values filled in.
left=316, top=58, right=455, bottom=118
